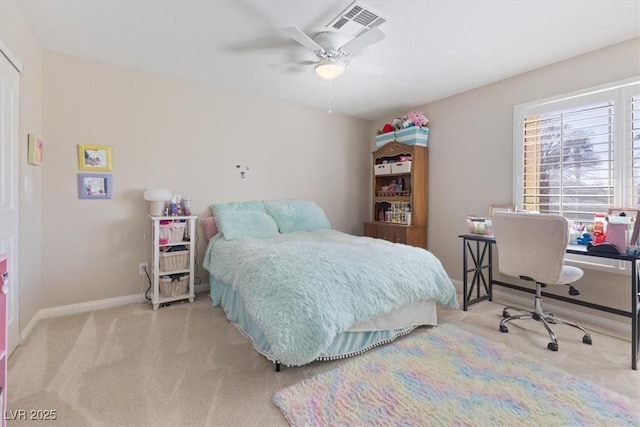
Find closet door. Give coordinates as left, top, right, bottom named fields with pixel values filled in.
left=0, top=48, right=21, bottom=355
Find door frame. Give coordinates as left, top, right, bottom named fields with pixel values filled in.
left=0, top=41, right=24, bottom=74
left=0, top=39, right=23, bottom=355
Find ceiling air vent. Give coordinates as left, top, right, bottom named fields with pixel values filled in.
left=326, top=1, right=388, bottom=37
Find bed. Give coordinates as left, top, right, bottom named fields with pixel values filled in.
left=202, top=200, right=458, bottom=370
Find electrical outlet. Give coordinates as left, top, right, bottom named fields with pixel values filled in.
left=138, top=263, right=148, bottom=275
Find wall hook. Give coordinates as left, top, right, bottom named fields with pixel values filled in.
left=236, top=164, right=250, bottom=179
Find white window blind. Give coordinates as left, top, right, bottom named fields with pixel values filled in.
left=631, top=95, right=640, bottom=206
left=521, top=101, right=614, bottom=223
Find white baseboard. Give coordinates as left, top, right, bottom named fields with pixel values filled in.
left=22, top=279, right=628, bottom=345
left=20, top=283, right=211, bottom=345
left=450, top=279, right=631, bottom=338
left=20, top=313, right=41, bottom=346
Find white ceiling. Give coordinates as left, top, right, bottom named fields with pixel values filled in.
left=14, top=0, right=640, bottom=120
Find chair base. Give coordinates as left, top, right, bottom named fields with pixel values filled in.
left=499, top=291, right=592, bottom=351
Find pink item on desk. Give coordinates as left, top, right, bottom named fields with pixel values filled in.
left=606, top=223, right=628, bottom=254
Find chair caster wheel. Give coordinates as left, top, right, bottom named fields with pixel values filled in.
left=499, top=325, right=509, bottom=333
left=547, top=342, right=558, bottom=351
left=502, top=310, right=510, bottom=318
left=583, top=335, right=592, bottom=345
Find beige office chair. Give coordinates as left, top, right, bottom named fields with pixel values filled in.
left=492, top=212, right=592, bottom=351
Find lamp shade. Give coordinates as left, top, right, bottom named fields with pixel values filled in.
left=314, top=59, right=344, bottom=80
left=143, top=188, right=172, bottom=216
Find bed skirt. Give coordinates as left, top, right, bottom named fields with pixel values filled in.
left=209, top=276, right=438, bottom=367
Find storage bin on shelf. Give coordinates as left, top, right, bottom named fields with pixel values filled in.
left=159, top=221, right=186, bottom=244
left=159, top=250, right=189, bottom=272
left=374, top=164, right=392, bottom=175
left=391, top=160, right=412, bottom=174
left=375, top=127, right=429, bottom=148
left=159, top=274, right=189, bottom=297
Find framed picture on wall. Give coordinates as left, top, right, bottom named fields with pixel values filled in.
left=78, top=173, right=112, bottom=199
left=27, top=134, right=43, bottom=165
left=78, top=144, right=112, bottom=171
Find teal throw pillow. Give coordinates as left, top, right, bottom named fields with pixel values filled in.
left=264, top=200, right=331, bottom=233
left=211, top=200, right=265, bottom=217
left=216, top=210, right=280, bottom=241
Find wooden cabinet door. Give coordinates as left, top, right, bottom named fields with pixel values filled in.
left=363, top=222, right=377, bottom=239
left=363, top=222, right=426, bottom=248
left=377, top=224, right=396, bottom=243
left=363, top=222, right=406, bottom=244
left=391, top=227, right=407, bottom=244
left=404, top=226, right=427, bottom=248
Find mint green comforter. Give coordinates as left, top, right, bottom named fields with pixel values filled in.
left=203, top=229, right=458, bottom=366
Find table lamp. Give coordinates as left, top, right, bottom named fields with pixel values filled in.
left=143, top=189, right=172, bottom=216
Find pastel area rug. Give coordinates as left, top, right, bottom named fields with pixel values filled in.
left=272, top=323, right=638, bottom=426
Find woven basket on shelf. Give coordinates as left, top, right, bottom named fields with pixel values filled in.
left=159, top=250, right=189, bottom=272
left=159, top=222, right=186, bottom=244
left=159, top=274, right=189, bottom=298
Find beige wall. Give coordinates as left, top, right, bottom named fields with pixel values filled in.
left=41, top=52, right=371, bottom=308
left=1, top=0, right=44, bottom=337
left=373, top=38, right=640, bottom=314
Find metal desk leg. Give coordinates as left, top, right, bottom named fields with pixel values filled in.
left=632, top=259, right=638, bottom=370
left=462, top=238, right=492, bottom=310
left=463, top=238, right=468, bottom=311
left=488, top=243, right=493, bottom=302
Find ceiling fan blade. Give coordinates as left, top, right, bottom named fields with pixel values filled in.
left=268, top=59, right=319, bottom=68
left=282, top=27, right=324, bottom=53
left=339, top=28, right=385, bottom=54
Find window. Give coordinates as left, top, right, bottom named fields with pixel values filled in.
left=514, top=78, right=640, bottom=273
left=631, top=94, right=640, bottom=202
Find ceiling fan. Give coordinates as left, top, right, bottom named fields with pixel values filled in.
left=274, top=26, right=387, bottom=80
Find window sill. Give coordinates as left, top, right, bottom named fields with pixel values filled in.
left=565, top=252, right=630, bottom=276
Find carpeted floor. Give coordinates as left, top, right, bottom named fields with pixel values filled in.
left=273, top=323, right=639, bottom=426
left=7, top=292, right=640, bottom=426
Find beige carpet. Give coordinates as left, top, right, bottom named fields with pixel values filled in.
left=8, top=292, right=640, bottom=426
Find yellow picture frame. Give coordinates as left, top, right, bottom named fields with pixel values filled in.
left=78, top=144, right=112, bottom=171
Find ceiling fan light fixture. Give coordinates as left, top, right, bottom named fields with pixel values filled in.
left=314, top=59, right=345, bottom=80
